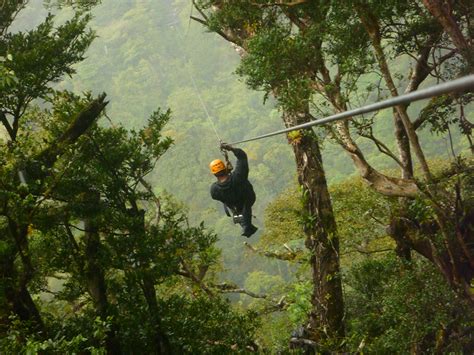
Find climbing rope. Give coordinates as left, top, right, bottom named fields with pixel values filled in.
left=172, top=15, right=222, bottom=145
left=228, top=74, right=474, bottom=145
left=186, top=68, right=222, bottom=143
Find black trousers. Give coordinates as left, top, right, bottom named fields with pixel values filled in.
left=235, top=191, right=256, bottom=230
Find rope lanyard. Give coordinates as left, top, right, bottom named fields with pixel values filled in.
left=228, top=74, right=474, bottom=145
left=187, top=67, right=222, bottom=144
left=169, top=13, right=223, bottom=145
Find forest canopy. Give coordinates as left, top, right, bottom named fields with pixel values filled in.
left=1, top=0, right=473, bottom=353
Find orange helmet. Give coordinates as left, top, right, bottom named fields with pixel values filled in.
left=209, top=159, right=226, bottom=175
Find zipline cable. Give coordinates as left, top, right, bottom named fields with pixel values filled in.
left=229, top=74, right=474, bottom=145
left=169, top=8, right=222, bottom=144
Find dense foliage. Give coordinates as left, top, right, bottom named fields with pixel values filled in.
left=1, top=0, right=473, bottom=353
left=1, top=2, right=257, bottom=353
left=346, top=255, right=472, bottom=353
left=253, top=178, right=473, bottom=353
left=192, top=0, right=473, bottom=350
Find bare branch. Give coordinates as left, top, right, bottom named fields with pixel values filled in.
left=31, top=93, right=108, bottom=177
left=341, top=247, right=393, bottom=256
left=64, top=222, right=81, bottom=253
left=179, top=258, right=214, bottom=296
left=191, top=1, right=246, bottom=49
left=251, top=0, right=308, bottom=7
left=360, top=247, right=392, bottom=256
left=189, top=15, right=207, bottom=27
left=214, top=283, right=288, bottom=314
left=359, top=130, right=403, bottom=167
left=176, top=270, right=190, bottom=277
left=289, top=337, right=317, bottom=348
left=198, top=264, right=209, bottom=280
left=0, top=111, right=14, bottom=139
left=258, top=296, right=288, bottom=315
left=139, top=176, right=161, bottom=226
left=190, top=14, right=244, bottom=48
left=404, top=27, right=456, bottom=95
left=244, top=241, right=303, bottom=262
left=366, top=209, right=386, bottom=226
left=216, top=283, right=268, bottom=299
left=283, top=243, right=295, bottom=253
left=282, top=8, right=308, bottom=30
left=191, top=0, right=209, bottom=22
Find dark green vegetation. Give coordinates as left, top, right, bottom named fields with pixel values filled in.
left=1, top=0, right=473, bottom=353
left=194, top=0, right=473, bottom=351
left=1, top=1, right=257, bottom=353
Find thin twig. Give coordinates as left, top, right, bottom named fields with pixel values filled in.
left=244, top=241, right=303, bottom=262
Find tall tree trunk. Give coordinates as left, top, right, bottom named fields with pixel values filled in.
left=129, top=207, right=171, bottom=354
left=2, top=255, right=44, bottom=332
left=84, top=221, right=108, bottom=317
left=84, top=198, right=121, bottom=355
left=1, top=220, right=44, bottom=333
left=141, top=273, right=172, bottom=354
left=283, top=107, right=345, bottom=346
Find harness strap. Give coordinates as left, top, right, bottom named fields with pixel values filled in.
left=223, top=203, right=232, bottom=217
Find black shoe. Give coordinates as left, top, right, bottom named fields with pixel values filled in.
left=242, top=225, right=258, bottom=238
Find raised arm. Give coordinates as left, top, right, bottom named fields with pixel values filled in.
left=221, top=143, right=249, bottom=181
left=232, top=147, right=249, bottom=181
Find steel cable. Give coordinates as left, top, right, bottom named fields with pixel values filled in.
left=228, top=75, right=474, bottom=145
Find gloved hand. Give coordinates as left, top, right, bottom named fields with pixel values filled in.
left=220, top=143, right=234, bottom=151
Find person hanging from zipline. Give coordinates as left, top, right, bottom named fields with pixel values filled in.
left=209, top=143, right=258, bottom=237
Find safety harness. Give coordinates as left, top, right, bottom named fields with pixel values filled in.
left=219, top=145, right=244, bottom=225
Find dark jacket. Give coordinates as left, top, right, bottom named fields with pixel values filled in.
left=210, top=148, right=255, bottom=209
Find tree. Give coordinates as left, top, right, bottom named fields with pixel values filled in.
left=256, top=176, right=473, bottom=352
left=1, top=3, right=258, bottom=353
left=420, top=0, right=473, bottom=71
left=193, top=0, right=474, bottom=310
left=346, top=255, right=473, bottom=353
left=193, top=1, right=346, bottom=350
left=0, top=2, right=98, bottom=334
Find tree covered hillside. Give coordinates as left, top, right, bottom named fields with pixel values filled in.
left=1, top=0, right=473, bottom=353
left=58, top=0, right=472, bottom=282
